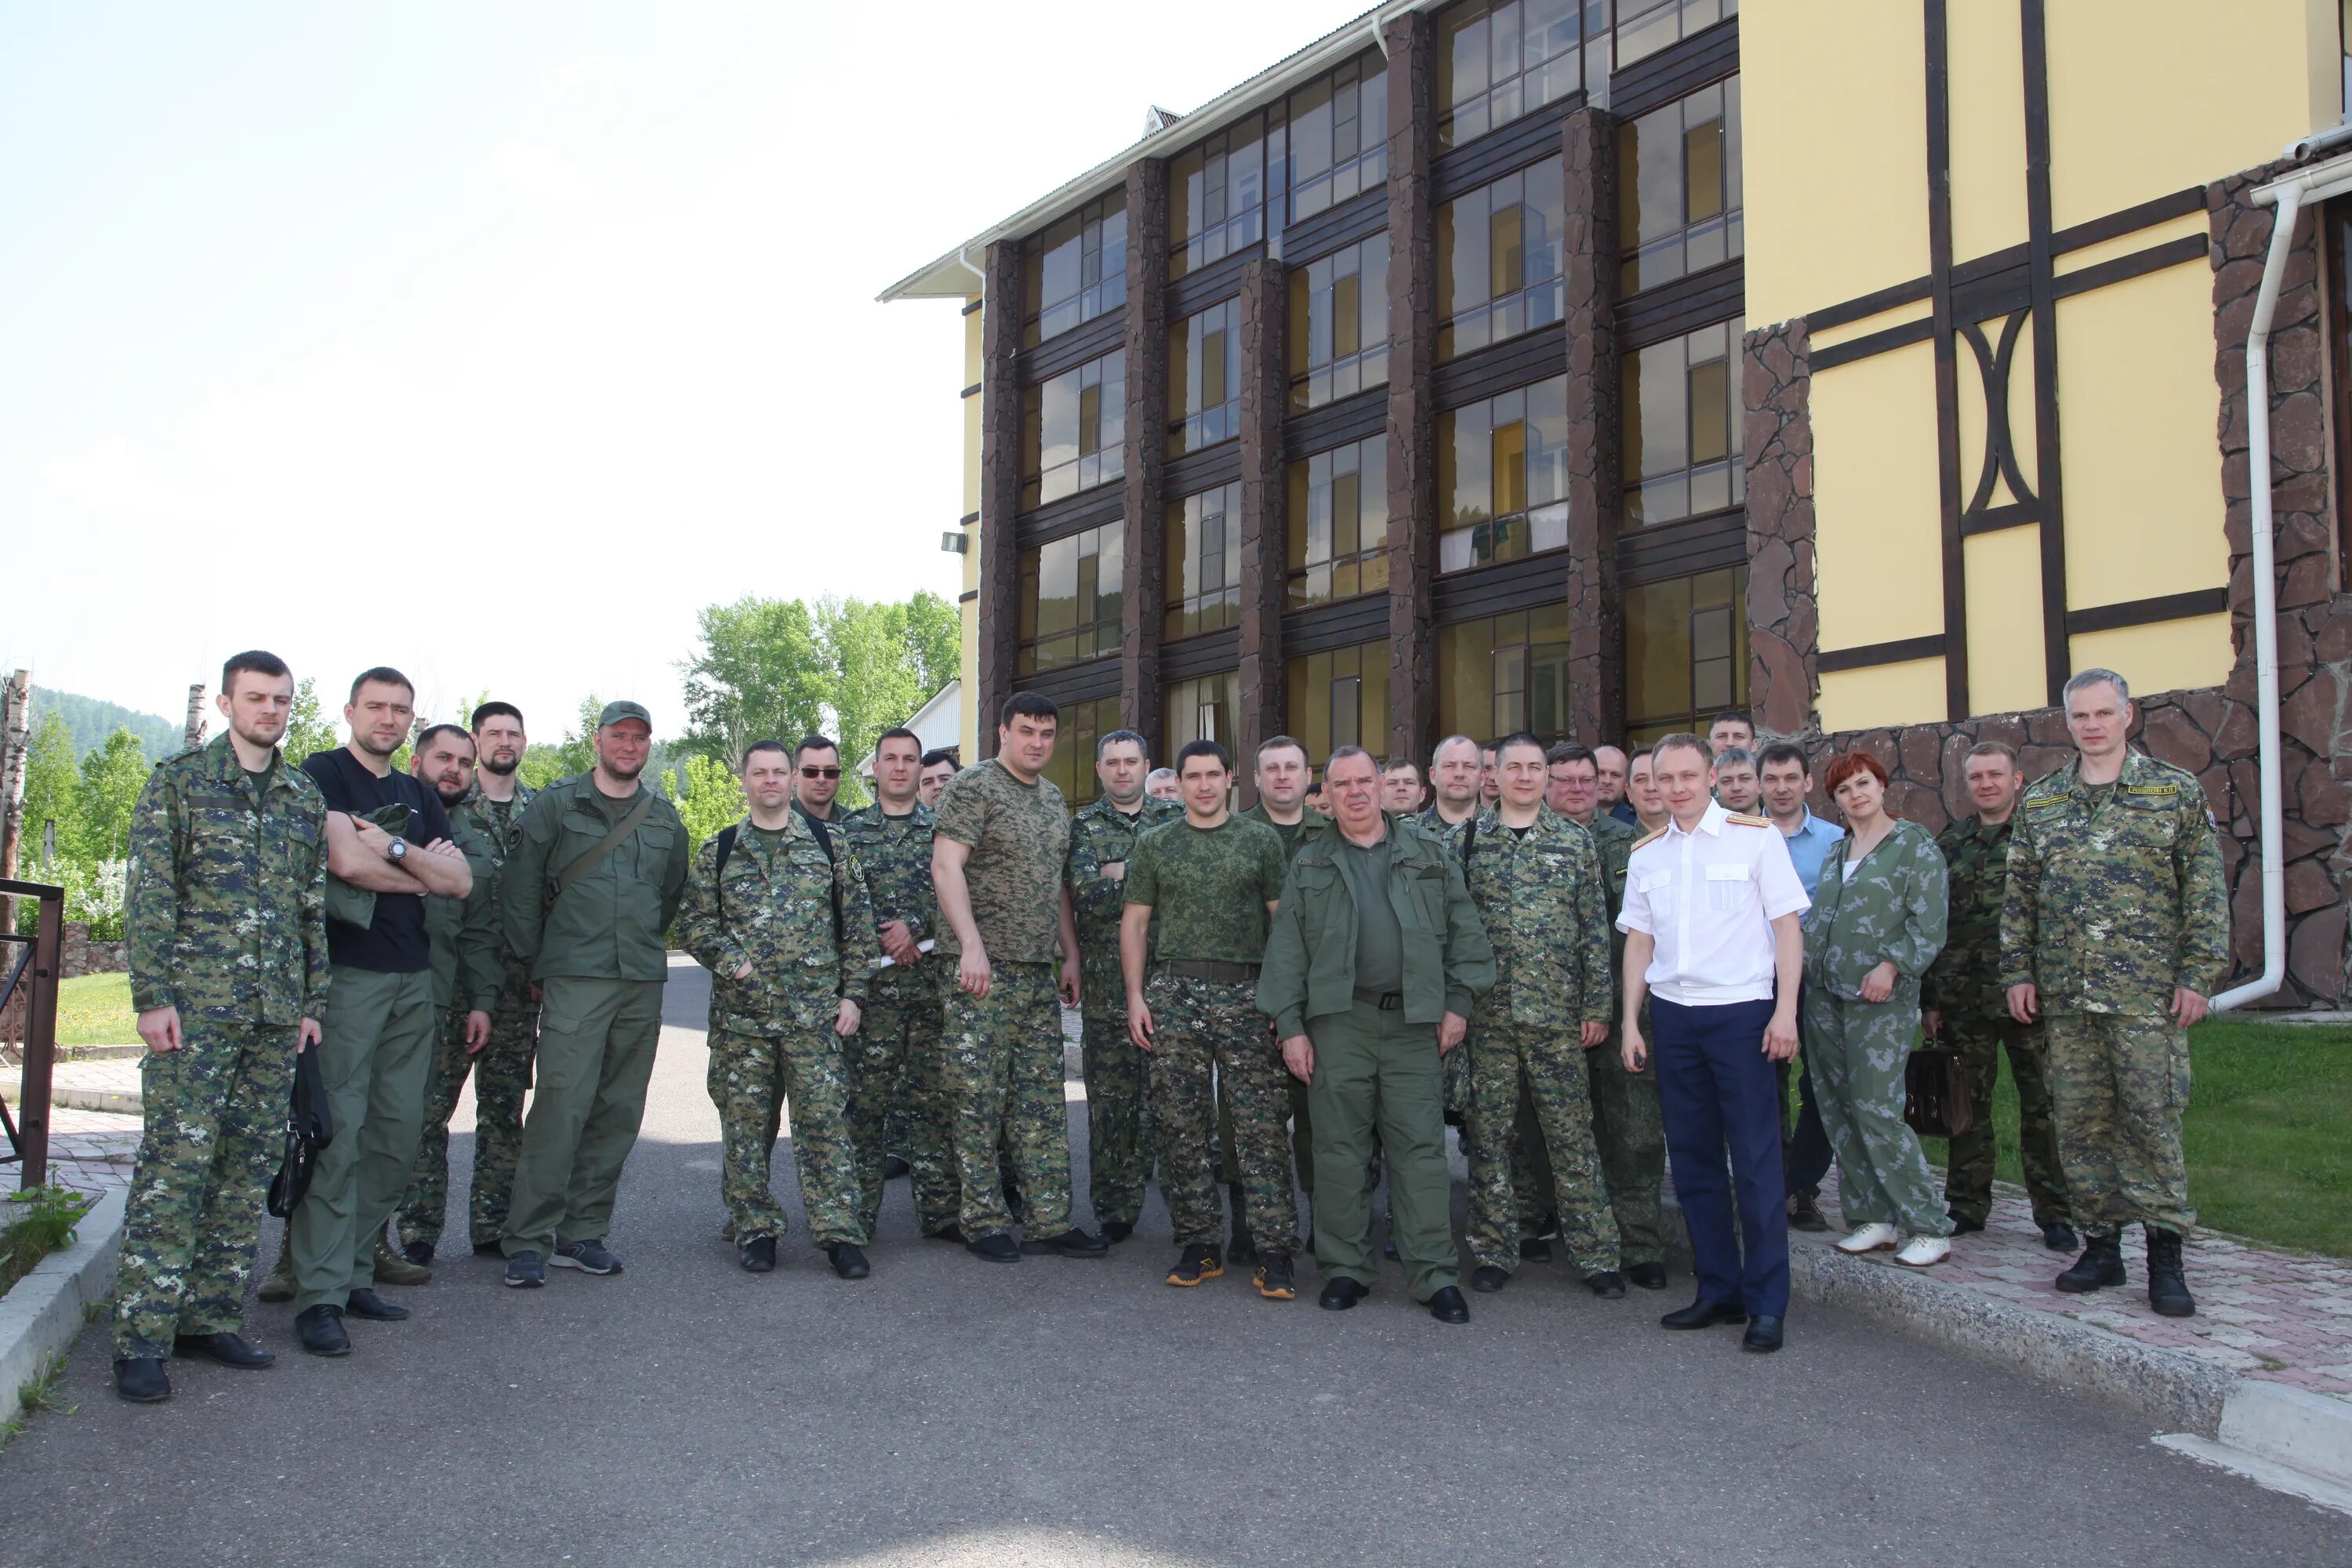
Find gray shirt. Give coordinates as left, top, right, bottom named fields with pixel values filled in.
left=1335, top=829, right=1403, bottom=993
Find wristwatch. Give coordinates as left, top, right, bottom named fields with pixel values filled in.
left=387, top=838, right=408, bottom=863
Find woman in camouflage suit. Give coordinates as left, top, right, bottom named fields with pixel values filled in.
left=1802, top=751, right=1955, bottom=1268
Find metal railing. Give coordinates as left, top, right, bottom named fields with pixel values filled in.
left=0, top=880, right=65, bottom=1189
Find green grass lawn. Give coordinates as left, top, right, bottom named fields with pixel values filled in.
left=50, top=972, right=136, bottom=1048
left=1906, top=1018, right=2352, bottom=1260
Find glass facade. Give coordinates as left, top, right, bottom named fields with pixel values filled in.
left=1439, top=162, right=1566, bottom=361
left=1165, top=482, right=1243, bottom=640
left=1615, top=0, right=1736, bottom=69
left=1288, top=234, right=1391, bottom=412
left=1438, top=604, right=1573, bottom=743
left=1023, top=194, right=1128, bottom=348
left=1619, top=77, right=1741, bottom=294
left=1287, top=437, right=1390, bottom=608
left=1168, top=298, right=1242, bottom=456
left=1624, top=566, right=1748, bottom=741
left=1623, top=318, right=1744, bottom=527
left=1171, top=109, right=1285, bottom=278
left=1022, top=353, right=1126, bottom=510
left=1038, top=695, right=1123, bottom=811
left=1439, top=378, right=1571, bottom=572
left=1164, top=671, right=1239, bottom=764
left=1018, top=521, right=1125, bottom=673
left=1288, top=53, right=1388, bottom=222
left=1286, top=641, right=1390, bottom=764
left=1436, top=0, right=1606, bottom=151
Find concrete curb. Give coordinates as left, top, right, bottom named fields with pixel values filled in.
left=0, top=1187, right=125, bottom=1421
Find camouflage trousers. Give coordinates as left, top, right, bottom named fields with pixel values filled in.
left=1506, top=1022, right=1666, bottom=1265
left=942, top=961, right=1072, bottom=1239
left=851, top=968, right=953, bottom=1236
left=1802, top=990, right=1952, bottom=1237
left=1145, top=970, right=1300, bottom=1253
left=113, top=1022, right=295, bottom=1359
left=2045, top=1012, right=2194, bottom=1238
left=1464, top=1014, right=1619, bottom=1276
left=1081, top=1007, right=1154, bottom=1230
left=1942, top=1015, right=2071, bottom=1229
left=705, top=1024, right=866, bottom=1248
left=397, top=987, right=537, bottom=1253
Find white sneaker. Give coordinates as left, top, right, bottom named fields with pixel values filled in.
left=1835, top=1222, right=1900, bottom=1254
left=1894, top=1234, right=1952, bottom=1269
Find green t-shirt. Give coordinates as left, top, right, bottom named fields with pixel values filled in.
left=1335, top=829, right=1403, bottom=993
left=1243, top=802, right=1323, bottom=862
left=931, top=759, right=1072, bottom=964
left=1124, top=814, right=1289, bottom=964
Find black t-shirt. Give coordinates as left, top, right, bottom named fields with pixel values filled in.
left=301, top=747, right=452, bottom=974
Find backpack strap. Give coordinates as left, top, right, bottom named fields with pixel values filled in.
left=550, top=790, right=657, bottom=902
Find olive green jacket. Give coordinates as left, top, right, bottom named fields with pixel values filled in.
left=499, top=773, right=691, bottom=983
left=423, top=809, right=504, bottom=1014
left=1257, top=812, right=1495, bottom=1038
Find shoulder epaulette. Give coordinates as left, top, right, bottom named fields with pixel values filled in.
left=1726, top=811, right=1771, bottom=827
left=1631, top=826, right=1668, bottom=852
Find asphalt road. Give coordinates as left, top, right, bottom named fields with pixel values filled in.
left=4, top=963, right=2345, bottom=1567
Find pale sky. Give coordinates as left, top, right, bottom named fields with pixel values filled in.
left=1, top=0, right=1371, bottom=741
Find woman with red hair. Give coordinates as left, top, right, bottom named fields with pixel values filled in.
left=1803, top=751, right=1955, bottom=1267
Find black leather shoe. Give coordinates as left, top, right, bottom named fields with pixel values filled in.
left=1787, top=1191, right=1831, bottom=1232
left=1742, top=1314, right=1785, bottom=1352
left=1584, top=1271, right=1628, bottom=1299
left=1102, top=1220, right=1134, bottom=1243
left=967, top=1231, right=1020, bottom=1263
left=1318, top=1276, right=1370, bottom=1311
left=1627, top=1261, right=1669, bottom=1290
left=296, top=1305, right=351, bottom=1357
left=1660, top=1297, right=1748, bottom=1330
left=173, top=1331, right=273, bottom=1369
left=113, top=1356, right=170, bottom=1403
left=739, top=1235, right=777, bottom=1273
left=1518, top=1236, right=1553, bottom=1262
left=828, top=1243, right=871, bottom=1279
left=1426, top=1285, right=1469, bottom=1324
left=1021, top=1228, right=1109, bottom=1258
left=1947, top=1210, right=1986, bottom=1235
left=2043, top=1221, right=2080, bottom=1253
left=1470, top=1264, right=1509, bottom=1294
left=925, top=1225, right=966, bottom=1244
left=343, top=1288, right=409, bottom=1321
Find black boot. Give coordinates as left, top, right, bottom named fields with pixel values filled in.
left=113, top=1357, right=171, bottom=1403
left=1226, top=1184, right=1257, bottom=1265
left=2146, top=1226, right=2196, bottom=1318
left=2054, top=1232, right=2125, bottom=1294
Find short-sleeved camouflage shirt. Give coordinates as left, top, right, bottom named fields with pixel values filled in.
left=1124, top=815, right=1289, bottom=964
left=931, top=760, right=1071, bottom=964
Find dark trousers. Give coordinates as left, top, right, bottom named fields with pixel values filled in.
left=1777, top=1051, right=1835, bottom=1197
left=1653, top=996, right=1789, bottom=1319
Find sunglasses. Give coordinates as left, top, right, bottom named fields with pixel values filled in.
left=800, top=766, right=841, bottom=779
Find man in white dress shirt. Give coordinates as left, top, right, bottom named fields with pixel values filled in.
left=1617, top=733, right=1809, bottom=1353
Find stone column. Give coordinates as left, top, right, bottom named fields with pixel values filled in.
left=1123, top=159, right=1172, bottom=746
left=977, top=240, right=1025, bottom=757
left=1742, top=319, right=1820, bottom=739
left=1561, top=105, right=1622, bottom=744
left=1236, top=255, right=1288, bottom=805
left=1383, top=9, right=1439, bottom=765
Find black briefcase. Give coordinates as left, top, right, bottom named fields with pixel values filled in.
left=266, top=1043, right=336, bottom=1219
left=1902, top=1047, right=1975, bottom=1140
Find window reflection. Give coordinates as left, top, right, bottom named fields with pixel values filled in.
left=1018, top=521, right=1126, bottom=673
left=1166, top=483, right=1243, bottom=639
left=1168, top=299, right=1242, bottom=456
left=1284, top=641, right=1390, bottom=765
left=1622, top=318, right=1744, bottom=527
left=1439, top=378, right=1571, bottom=572
left=1289, top=235, right=1391, bottom=412
left=1289, top=53, right=1388, bottom=222
left=1171, top=109, right=1285, bottom=278
left=1619, top=77, right=1741, bottom=294
left=1022, top=354, right=1127, bottom=510
left=1164, top=671, right=1239, bottom=764
left=1039, top=695, right=1124, bottom=810
left=1439, top=162, right=1566, bottom=360
left=1624, top=566, right=1748, bottom=742
left=1023, top=194, right=1128, bottom=348
left=1438, top=604, right=1573, bottom=742
left=1437, top=0, right=1602, bottom=150
left=1615, top=0, right=1735, bottom=70
left=1286, top=437, right=1390, bottom=608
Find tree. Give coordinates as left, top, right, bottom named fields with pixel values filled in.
left=553, top=694, right=602, bottom=778
left=281, top=679, right=339, bottom=765
left=19, top=713, right=80, bottom=869
left=73, top=728, right=151, bottom=862
left=670, top=755, right=745, bottom=854
left=679, top=598, right=829, bottom=766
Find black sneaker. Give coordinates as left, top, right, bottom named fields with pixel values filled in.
left=967, top=1231, right=1020, bottom=1263
left=1022, top=1228, right=1109, bottom=1258
left=503, top=1250, right=547, bottom=1289
left=739, top=1235, right=778, bottom=1273
left=1166, top=1243, right=1225, bottom=1287
left=1254, top=1252, right=1296, bottom=1301
left=551, top=1239, right=622, bottom=1276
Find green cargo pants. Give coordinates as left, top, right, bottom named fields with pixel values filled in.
left=292, top=965, right=437, bottom=1315
left=1305, top=999, right=1457, bottom=1302
left=1943, top=1014, right=2071, bottom=1229
left=2044, top=1011, right=2194, bottom=1239
left=502, top=976, right=663, bottom=1255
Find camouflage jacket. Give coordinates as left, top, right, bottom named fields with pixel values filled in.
left=1460, top=807, right=1613, bottom=1030
left=1923, top=812, right=2016, bottom=1019
left=1999, top=750, right=2229, bottom=1015
left=1065, top=795, right=1179, bottom=1014
left=677, top=812, right=883, bottom=1035
left=1802, top=818, right=1949, bottom=1004
left=125, top=732, right=331, bottom=1025
left=500, top=774, right=691, bottom=983
left=838, top=801, right=940, bottom=994
left=450, top=781, right=535, bottom=985
left=1416, top=805, right=1478, bottom=851
left=1572, top=811, right=1638, bottom=1010
left=423, top=808, right=504, bottom=1014
left=1240, top=800, right=1327, bottom=863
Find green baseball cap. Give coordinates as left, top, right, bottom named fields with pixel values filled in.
left=597, top=699, right=653, bottom=730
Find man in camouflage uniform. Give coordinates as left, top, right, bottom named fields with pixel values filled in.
left=1419, top=735, right=1485, bottom=1129
left=931, top=691, right=1105, bottom=1262
left=678, top=740, right=880, bottom=1277
left=1123, top=740, right=1298, bottom=1298
left=1065, top=728, right=1178, bottom=1243
left=2002, top=669, right=2227, bottom=1318
left=1926, top=739, right=2074, bottom=1250
left=112, top=651, right=330, bottom=1404
left=1459, top=733, right=1622, bottom=1298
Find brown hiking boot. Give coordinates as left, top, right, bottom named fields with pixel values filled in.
left=372, top=1233, right=433, bottom=1287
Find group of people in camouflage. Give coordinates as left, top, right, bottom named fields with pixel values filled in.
left=103, top=644, right=2228, bottom=1399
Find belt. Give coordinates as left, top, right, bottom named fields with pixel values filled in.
left=1354, top=986, right=1404, bottom=1011
left=1163, top=960, right=1259, bottom=983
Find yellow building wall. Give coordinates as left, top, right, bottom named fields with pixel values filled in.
left=1809, top=337, right=1945, bottom=694
left=1963, top=527, right=2048, bottom=716
left=1945, top=0, right=2028, bottom=264
left=1820, top=659, right=1948, bottom=734
left=961, top=297, right=985, bottom=760
left=2071, top=614, right=2234, bottom=699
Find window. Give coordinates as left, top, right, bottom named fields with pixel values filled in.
left=1164, top=671, right=1239, bottom=765
left=1168, top=299, right=1241, bottom=456
left=1289, top=235, right=1391, bottom=412
left=1622, top=318, right=1744, bottom=527
left=1616, top=0, right=1736, bottom=69
left=1439, top=604, right=1573, bottom=742
left=1171, top=109, right=1286, bottom=278
left=1166, top=483, right=1243, bottom=639
left=1018, top=521, right=1125, bottom=673
left=1039, top=695, right=1123, bottom=811
left=1439, top=378, right=1570, bottom=572
left=1023, top=194, right=1128, bottom=348
left=1437, top=0, right=1602, bottom=150
left=1439, top=163, right=1566, bottom=360
left=1022, top=354, right=1126, bottom=509
left=1288, top=53, right=1388, bottom=222
left=1286, top=641, right=1390, bottom=764
left=1624, top=566, right=1748, bottom=742
left=1287, top=437, right=1390, bottom=608
left=1619, top=77, right=1741, bottom=294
